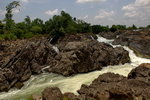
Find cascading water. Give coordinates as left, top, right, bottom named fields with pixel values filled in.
left=0, top=35, right=150, bottom=100
left=48, top=38, right=60, bottom=53
left=97, top=35, right=150, bottom=66
left=52, top=46, right=60, bottom=53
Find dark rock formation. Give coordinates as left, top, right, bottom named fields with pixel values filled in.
left=98, top=31, right=123, bottom=39
left=53, top=33, right=98, bottom=51
left=41, top=63, right=150, bottom=100
left=45, top=40, right=130, bottom=76
left=128, top=63, right=150, bottom=84
left=0, top=37, right=57, bottom=92
left=112, top=30, right=150, bottom=58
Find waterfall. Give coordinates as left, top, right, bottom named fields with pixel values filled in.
left=48, top=37, right=60, bottom=53
left=90, top=35, right=94, bottom=40
left=52, top=46, right=60, bottom=53
left=1, top=35, right=150, bottom=100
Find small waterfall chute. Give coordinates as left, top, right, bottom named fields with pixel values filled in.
left=48, top=37, right=60, bottom=53
left=52, top=46, right=60, bottom=53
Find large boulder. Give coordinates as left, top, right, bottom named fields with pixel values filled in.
left=112, top=30, right=150, bottom=58
left=42, top=87, right=63, bottom=100
left=128, top=63, right=150, bottom=84
left=45, top=40, right=130, bottom=76
left=77, top=63, right=150, bottom=99
left=0, top=37, right=57, bottom=92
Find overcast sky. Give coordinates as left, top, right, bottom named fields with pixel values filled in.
left=0, top=0, right=150, bottom=27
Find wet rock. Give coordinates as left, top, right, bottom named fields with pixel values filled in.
left=128, top=63, right=150, bottom=84
left=77, top=73, right=150, bottom=99
left=112, top=30, right=150, bottom=58
left=46, top=40, right=130, bottom=76
left=31, top=94, right=42, bottom=100
left=98, top=31, right=123, bottom=39
left=0, top=37, right=57, bottom=92
left=14, top=82, right=24, bottom=89
left=42, top=87, right=63, bottom=100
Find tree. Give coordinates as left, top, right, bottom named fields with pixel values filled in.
left=110, top=25, right=117, bottom=32
left=0, top=23, right=4, bottom=34
left=24, top=16, right=31, bottom=29
left=92, top=25, right=101, bottom=34
left=4, top=1, right=20, bottom=31
left=117, top=25, right=126, bottom=30
left=132, top=24, right=137, bottom=29
left=31, top=26, right=42, bottom=34
left=146, top=25, right=150, bottom=29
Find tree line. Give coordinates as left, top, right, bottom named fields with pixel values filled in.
left=0, top=1, right=150, bottom=40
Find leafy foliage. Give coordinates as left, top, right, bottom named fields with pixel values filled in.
left=4, top=1, right=20, bottom=30
left=1, top=1, right=147, bottom=41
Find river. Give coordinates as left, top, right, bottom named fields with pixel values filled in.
left=0, top=35, right=150, bottom=100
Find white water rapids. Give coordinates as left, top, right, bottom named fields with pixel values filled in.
left=0, top=35, right=150, bottom=100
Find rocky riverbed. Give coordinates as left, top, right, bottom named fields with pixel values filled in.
left=0, top=31, right=150, bottom=99
left=0, top=33, right=130, bottom=92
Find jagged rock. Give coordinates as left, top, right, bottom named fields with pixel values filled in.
left=128, top=63, right=150, bottom=84
left=77, top=63, right=150, bottom=99
left=98, top=31, right=123, bottom=39
left=0, top=37, right=57, bottom=92
left=45, top=40, right=130, bottom=76
left=112, top=30, right=150, bottom=58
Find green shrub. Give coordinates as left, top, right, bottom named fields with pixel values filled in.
left=3, top=33, right=17, bottom=40
left=0, top=29, right=3, bottom=34
left=23, top=32, right=34, bottom=39
left=0, top=34, right=4, bottom=40
left=12, top=29, right=24, bottom=39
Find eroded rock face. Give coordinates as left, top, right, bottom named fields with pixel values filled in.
left=77, top=63, right=150, bottom=99
left=0, top=33, right=131, bottom=92
left=128, top=63, right=150, bottom=84
left=0, top=37, right=57, bottom=92
left=42, top=63, right=150, bottom=100
left=45, top=40, right=130, bottom=76
left=112, top=31, right=150, bottom=58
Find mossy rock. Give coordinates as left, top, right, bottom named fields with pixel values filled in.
left=14, top=82, right=24, bottom=89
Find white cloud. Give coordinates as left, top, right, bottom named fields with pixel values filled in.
left=0, top=9, right=6, bottom=15
left=12, top=9, right=20, bottom=14
left=122, top=4, right=136, bottom=11
left=76, top=0, right=106, bottom=4
left=124, top=11, right=140, bottom=18
left=44, top=9, right=58, bottom=16
left=20, top=0, right=28, bottom=3
left=94, top=10, right=115, bottom=19
left=62, top=9, right=66, bottom=11
left=135, top=0, right=150, bottom=6
left=79, top=15, right=88, bottom=19
left=122, top=0, right=150, bottom=21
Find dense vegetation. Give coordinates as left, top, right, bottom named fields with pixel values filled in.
left=0, top=1, right=150, bottom=40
